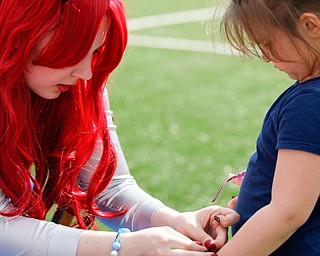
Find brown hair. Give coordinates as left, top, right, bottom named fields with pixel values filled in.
left=220, top=0, right=320, bottom=63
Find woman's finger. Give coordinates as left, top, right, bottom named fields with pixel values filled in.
left=165, top=228, right=208, bottom=252
left=172, top=249, right=218, bottom=256
left=210, top=224, right=228, bottom=249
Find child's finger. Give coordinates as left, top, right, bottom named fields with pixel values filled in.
left=227, top=196, right=238, bottom=209
left=228, top=173, right=244, bottom=185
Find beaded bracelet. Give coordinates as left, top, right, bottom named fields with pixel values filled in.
left=110, top=228, right=131, bottom=256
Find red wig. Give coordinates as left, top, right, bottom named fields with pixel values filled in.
left=0, top=0, right=127, bottom=229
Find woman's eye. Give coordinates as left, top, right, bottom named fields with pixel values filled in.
left=94, top=49, right=101, bottom=55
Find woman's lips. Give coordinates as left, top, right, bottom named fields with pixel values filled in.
left=57, top=84, right=70, bottom=92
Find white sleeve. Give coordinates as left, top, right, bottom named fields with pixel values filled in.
left=0, top=189, right=82, bottom=256
left=77, top=91, right=165, bottom=232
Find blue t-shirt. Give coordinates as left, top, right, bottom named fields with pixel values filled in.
left=232, top=77, right=320, bottom=255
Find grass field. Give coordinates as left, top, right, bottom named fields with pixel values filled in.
left=98, top=0, right=292, bottom=229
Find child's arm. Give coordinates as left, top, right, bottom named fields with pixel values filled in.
left=217, top=149, right=320, bottom=255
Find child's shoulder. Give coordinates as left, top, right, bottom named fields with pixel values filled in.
left=296, top=76, right=320, bottom=90
left=285, top=77, right=320, bottom=98
left=271, top=77, right=320, bottom=113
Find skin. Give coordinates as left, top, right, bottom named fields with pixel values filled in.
left=217, top=13, right=320, bottom=255
left=78, top=206, right=239, bottom=256
left=23, top=16, right=109, bottom=99
left=22, top=14, right=240, bottom=256
left=260, top=28, right=319, bottom=82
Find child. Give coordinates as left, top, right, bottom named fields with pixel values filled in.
left=215, top=0, right=320, bottom=255
left=0, top=0, right=239, bottom=255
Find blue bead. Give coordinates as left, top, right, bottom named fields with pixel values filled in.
left=110, top=228, right=131, bottom=255
left=118, top=228, right=131, bottom=234
left=112, top=241, right=121, bottom=251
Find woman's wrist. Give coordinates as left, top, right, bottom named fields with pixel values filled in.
left=151, top=207, right=180, bottom=229
left=110, top=228, right=131, bottom=256
left=77, top=230, right=117, bottom=256
left=77, top=230, right=137, bottom=256
left=117, top=231, right=143, bottom=256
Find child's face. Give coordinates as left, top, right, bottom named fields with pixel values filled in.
left=23, top=16, right=109, bottom=99
left=260, top=29, right=319, bottom=82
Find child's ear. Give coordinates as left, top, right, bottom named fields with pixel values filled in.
left=299, top=13, right=320, bottom=39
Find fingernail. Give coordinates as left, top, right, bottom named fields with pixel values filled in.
left=207, top=243, right=217, bottom=251
left=204, top=240, right=211, bottom=247
left=194, top=241, right=202, bottom=245
left=214, top=215, right=220, bottom=223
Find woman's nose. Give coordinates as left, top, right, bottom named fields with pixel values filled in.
left=72, top=56, right=93, bottom=81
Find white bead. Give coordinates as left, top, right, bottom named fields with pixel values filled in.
left=110, top=250, right=118, bottom=256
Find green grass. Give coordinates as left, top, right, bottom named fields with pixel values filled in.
left=124, top=0, right=211, bottom=18
left=108, top=48, right=290, bottom=214
left=96, top=0, right=293, bottom=229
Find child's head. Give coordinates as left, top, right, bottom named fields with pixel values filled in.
left=221, top=0, right=320, bottom=81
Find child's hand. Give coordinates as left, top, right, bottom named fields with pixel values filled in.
left=228, top=196, right=238, bottom=210
left=212, top=170, right=245, bottom=203
left=226, top=171, right=245, bottom=209
left=228, top=171, right=245, bottom=186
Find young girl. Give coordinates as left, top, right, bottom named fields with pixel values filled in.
left=0, top=0, right=240, bottom=255
left=215, top=0, right=320, bottom=255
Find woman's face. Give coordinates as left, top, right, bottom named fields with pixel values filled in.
left=23, top=16, right=109, bottom=99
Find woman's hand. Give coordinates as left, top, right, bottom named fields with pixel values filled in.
left=121, top=226, right=216, bottom=256
left=153, top=206, right=240, bottom=251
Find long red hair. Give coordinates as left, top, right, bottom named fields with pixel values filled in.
left=0, top=0, right=127, bottom=229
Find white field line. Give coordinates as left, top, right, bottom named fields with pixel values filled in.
left=127, top=7, right=221, bottom=32
left=128, top=35, right=236, bottom=55
left=126, top=7, right=237, bottom=55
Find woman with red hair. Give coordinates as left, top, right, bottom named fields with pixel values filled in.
left=0, top=0, right=239, bottom=255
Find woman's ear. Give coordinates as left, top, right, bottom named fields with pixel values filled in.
left=299, top=13, right=320, bottom=39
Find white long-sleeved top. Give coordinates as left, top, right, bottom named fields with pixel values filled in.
left=0, top=93, right=165, bottom=256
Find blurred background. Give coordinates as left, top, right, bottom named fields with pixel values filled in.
left=101, top=0, right=292, bottom=228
